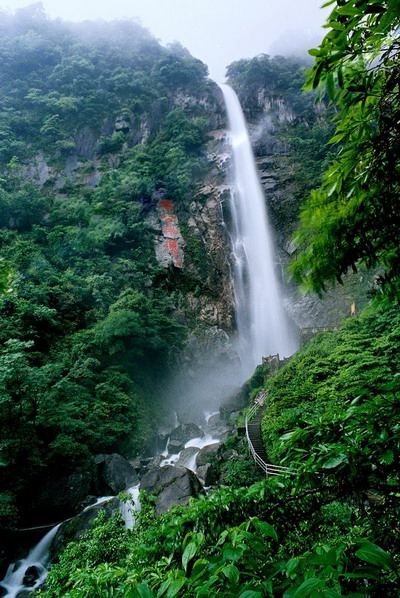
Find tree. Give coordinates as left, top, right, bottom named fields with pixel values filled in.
left=290, top=0, right=400, bottom=294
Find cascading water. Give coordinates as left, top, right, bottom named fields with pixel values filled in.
left=0, top=524, right=61, bottom=598
left=220, top=84, right=297, bottom=377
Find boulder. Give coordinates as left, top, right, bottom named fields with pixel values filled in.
left=207, top=413, right=224, bottom=428
left=168, top=439, right=184, bottom=454
left=176, top=447, right=199, bottom=470
left=76, top=495, right=97, bottom=512
left=94, top=454, right=138, bottom=495
left=52, top=497, right=120, bottom=555
left=197, top=463, right=218, bottom=486
left=140, top=465, right=204, bottom=514
left=170, top=423, right=204, bottom=445
left=196, top=443, right=222, bottom=468
left=220, top=387, right=248, bottom=416
left=22, top=565, right=40, bottom=587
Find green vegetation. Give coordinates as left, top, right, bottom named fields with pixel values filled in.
left=0, top=5, right=216, bottom=545
left=226, top=54, right=314, bottom=117
left=37, top=297, right=399, bottom=598
left=291, top=0, right=400, bottom=294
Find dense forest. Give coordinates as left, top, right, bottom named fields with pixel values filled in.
left=0, top=0, right=399, bottom=597
left=0, top=3, right=219, bottom=546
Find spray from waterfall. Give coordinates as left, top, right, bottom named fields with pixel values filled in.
left=220, top=84, right=297, bottom=378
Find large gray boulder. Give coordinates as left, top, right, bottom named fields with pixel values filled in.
left=197, top=463, right=218, bottom=486
left=140, top=465, right=204, bottom=514
left=94, top=454, right=138, bottom=495
left=170, top=423, right=204, bottom=445
left=168, top=439, right=184, bottom=454
left=196, top=443, right=222, bottom=468
left=176, top=447, right=199, bottom=470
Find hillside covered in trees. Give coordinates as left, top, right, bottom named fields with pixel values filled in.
left=0, top=3, right=224, bottom=553
left=0, top=0, right=399, bottom=596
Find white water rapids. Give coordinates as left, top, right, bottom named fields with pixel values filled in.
left=220, top=84, right=297, bottom=377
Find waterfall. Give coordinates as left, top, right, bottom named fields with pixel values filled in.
left=0, top=524, right=61, bottom=598
left=220, top=84, right=297, bottom=377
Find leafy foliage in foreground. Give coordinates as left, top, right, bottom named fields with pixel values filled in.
left=291, top=0, right=400, bottom=293
left=39, top=299, right=400, bottom=597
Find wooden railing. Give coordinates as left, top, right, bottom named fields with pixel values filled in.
left=245, top=392, right=293, bottom=477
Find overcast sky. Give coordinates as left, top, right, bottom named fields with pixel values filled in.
left=2, top=0, right=329, bottom=81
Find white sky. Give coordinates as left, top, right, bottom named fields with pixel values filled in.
left=1, top=0, right=329, bottom=81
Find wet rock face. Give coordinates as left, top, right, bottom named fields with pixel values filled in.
left=94, top=454, right=139, bottom=495
left=196, top=463, right=218, bottom=486
left=170, top=423, right=204, bottom=445
left=176, top=447, right=199, bottom=469
left=140, top=465, right=204, bottom=514
left=168, top=439, right=184, bottom=455
left=22, top=565, right=40, bottom=587
left=196, top=443, right=221, bottom=468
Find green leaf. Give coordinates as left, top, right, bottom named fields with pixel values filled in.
left=293, top=577, right=325, bottom=597
left=182, top=542, right=197, bottom=571
left=157, top=578, right=171, bottom=597
left=380, top=449, right=394, bottom=464
left=166, top=578, right=186, bottom=598
left=222, top=543, right=245, bottom=562
left=222, top=564, right=240, bottom=585
left=322, top=454, right=347, bottom=469
left=355, top=542, right=395, bottom=570
left=238, top=591, right=262, bottom=598
left=337, top=5, right=359, bottom=16
left=254, top=520, right=278, bottom=541
left=326, top=72, right=336, bottom=100
left=137, top=584, right=156, bottom=598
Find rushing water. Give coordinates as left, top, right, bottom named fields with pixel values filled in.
left=120, top=485, right=141, bottom=530
left=220, top=84, right=297, bottom=377
left=0, top=524, right=61, bottom=598
left=1, top=412, right=224, bottom=597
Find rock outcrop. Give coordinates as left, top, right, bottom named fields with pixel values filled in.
left=94, top=454, right=139, bottom=495
left=140, top=465, right=204, bottom=514
left=170, top=423, right=204, bottom=444
left=196, top=443, right=221, bottom=468
left=29, top=467, right=94, bottom=522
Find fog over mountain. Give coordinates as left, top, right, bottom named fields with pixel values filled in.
left=3, top=0, right=328, bottom=80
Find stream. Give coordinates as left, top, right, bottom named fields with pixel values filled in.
left=0, top=410, right=226, bottom=598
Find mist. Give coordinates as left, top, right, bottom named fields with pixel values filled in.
left=3, top=0, right=328, bottom=81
